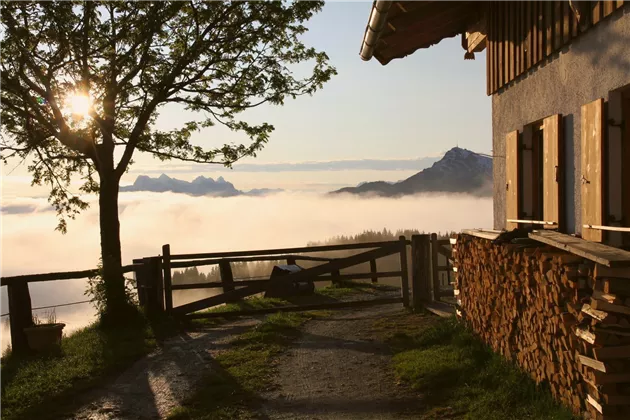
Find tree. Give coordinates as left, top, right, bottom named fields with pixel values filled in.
left=1, top=1, right=335, bottom=323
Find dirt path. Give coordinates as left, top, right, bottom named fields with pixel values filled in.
left=259, top=305, right=425, bottom=420
left=71, top=318, right=260, bottom=420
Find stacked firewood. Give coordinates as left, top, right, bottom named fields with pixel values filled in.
left=453, top=234, right=630, bottom=418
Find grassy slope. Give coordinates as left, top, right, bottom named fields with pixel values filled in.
left=0, top=311, right=177, bottom=420
left=374, top=313, right=576, bottom=420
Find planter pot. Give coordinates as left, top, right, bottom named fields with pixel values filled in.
left=23, top=323, right=66, bottom=352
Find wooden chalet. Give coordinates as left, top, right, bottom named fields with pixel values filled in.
left=360, top=1, right=630, bottom=248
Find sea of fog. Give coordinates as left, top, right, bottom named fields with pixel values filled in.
left=0, top=192, right=492, bottom=351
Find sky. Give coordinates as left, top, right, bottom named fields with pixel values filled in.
left=0, top=2, right=493, bottom=347
left=1, top=1, right=491, bottom=195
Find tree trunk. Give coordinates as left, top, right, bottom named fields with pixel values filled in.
left=98, top=174, right=133, bottom=324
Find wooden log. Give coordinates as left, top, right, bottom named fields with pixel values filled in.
left=219, top=260, right=235, bottom=301
left=593, top=345, right=630, bottom=361
left=592, top=299, right=630, bottom=316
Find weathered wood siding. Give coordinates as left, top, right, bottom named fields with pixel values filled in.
left=486, top=1, right=626, bottom=95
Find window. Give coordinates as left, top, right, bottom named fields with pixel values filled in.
left=506, top=114, right=563, bottom=231
left=581, top=87, right=630, bottom=247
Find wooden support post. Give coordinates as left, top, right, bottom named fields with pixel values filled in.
left=399, top=236, right=410, bottom=308
left=431, top=233, right=440, bottom=301
left=162, top=244, right=173, bottom=313
left=143, top=256, right=164, bottom=314
left=7, top=282, right=34, bottom=354
left=287, top=257, right=297, bottom=265
left=133, top=258, right=147, bottom=307
left=411, top=234, right=431, bottom=311
left=332, top=269, right=341, bottom=286
left=370, top=259, right=378, bottom=283
left=219, top=260, right=235, bottom=301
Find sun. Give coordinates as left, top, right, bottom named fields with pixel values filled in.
left=65, top=91, right=92, bottom=119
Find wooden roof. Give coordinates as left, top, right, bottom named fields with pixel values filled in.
left=369, top=1, right=487, bottom=65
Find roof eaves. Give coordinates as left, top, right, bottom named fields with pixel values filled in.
left=359, top=1, right=393, bottom=62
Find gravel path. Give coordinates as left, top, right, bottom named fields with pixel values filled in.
left=70, top=318, right=260, bottom=420
left=259, top=305, right=425, bottom=420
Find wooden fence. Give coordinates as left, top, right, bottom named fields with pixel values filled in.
left=0, top=234, right=454, bottom=356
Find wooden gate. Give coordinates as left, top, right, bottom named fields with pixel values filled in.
left=145, top=237, right=411, bottom=319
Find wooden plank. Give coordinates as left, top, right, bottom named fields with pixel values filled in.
left=493, top=1, right=500, bottom=92
left=423, top=300, right=455, bottom=318
left=509, top=1, right=515, bottom=83
left=581, top=98, right=605, bottom=242
left=545, top=0, right=553, bottom=56
left=543, top=114, right=563, bottom=228
left=0, top=264, right=140, bottom=286
left=498, top=1, right=504, bottom=88
left=563, top=1, right=571, bottom=43
left=170, top=254, right=334, bottom=269
left=171, top=271, right=405, bottom=290
left=593, top=345, right=630, bottom=360
left=506, top=130, right=520, bottom=230
left=519, top=0, right=525, bottom=75
left=168, top=240, right=404, bottom=261
left=399, top=236, right=410, bottom=307
left=185, top=296, right=404, bottom=319
left=529, top=230, right=630, bottom=267
left=591, top=299, right=630, bottom=316
left=461, top=229, right=501, bottom=241
left=174, top=282, right=268, bottom=315
left=526, top=0, right=532, bottom=70
left=593, top=1, right=602, bottom=25
left=486, top=6, right=492, bottom=96
left=579, top=354, right=609, bottom=372
left=603, top=1, right=615, bottom=17
left=537, top=1, right=544, bottom=63
left=431, top=233, right=440, bottom=301
left=162, top=244, right=174, bottom=313
left=554, top=1, right=563, bottom=50
left=592, top=371, right=630, bottom=385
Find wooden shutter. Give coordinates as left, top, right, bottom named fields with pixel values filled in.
left=608, top=91, right=624, bottom=246
left=581, top=98, right=605, bottom=242
left=506, top=130, right=520, bottom=230
left=543, top=114, right=563, bottom=229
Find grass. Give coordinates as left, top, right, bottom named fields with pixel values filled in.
left=375, top=314, right=576, bottom=420
left=0, top=310, right=177, bottom=420
left=168, top=310, right=327, bottom=420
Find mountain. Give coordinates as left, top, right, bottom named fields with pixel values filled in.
left=330, top=147, right=492, bottom=197
left=120, top=174, right=283, bottom=197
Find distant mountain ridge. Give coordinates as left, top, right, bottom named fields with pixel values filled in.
left=331, top=147, right=492, bottom=197
left=120, top=174, right=282, bottom=197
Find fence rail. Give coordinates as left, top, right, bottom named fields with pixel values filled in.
left=3, top=235, right=453, bottom=357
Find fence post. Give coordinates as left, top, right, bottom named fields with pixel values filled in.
left=287, top=257, right=296, bottom=265
left=332, top=269, right=341, bottom=286
left=431, top=233, right=440, bottom=301
left=411, top=234, right=431, bottom=311
left=162, top=244, right=173, bottom=313
left=8, top=282, right=34, bottom=354
left=399, top=236, right=410, bottom=308
left=133, top=258, right=147, bottom=307
left=219, top=260, right=235, bottom=301
left=370, top=259, right=378, bottom=283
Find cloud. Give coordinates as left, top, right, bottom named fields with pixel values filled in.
left=0, top=191, right=492, bottom=350
left=131, top=156, right=442, bottom=174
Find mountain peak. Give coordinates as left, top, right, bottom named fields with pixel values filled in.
left=331, top=147, right=492, bottom=197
